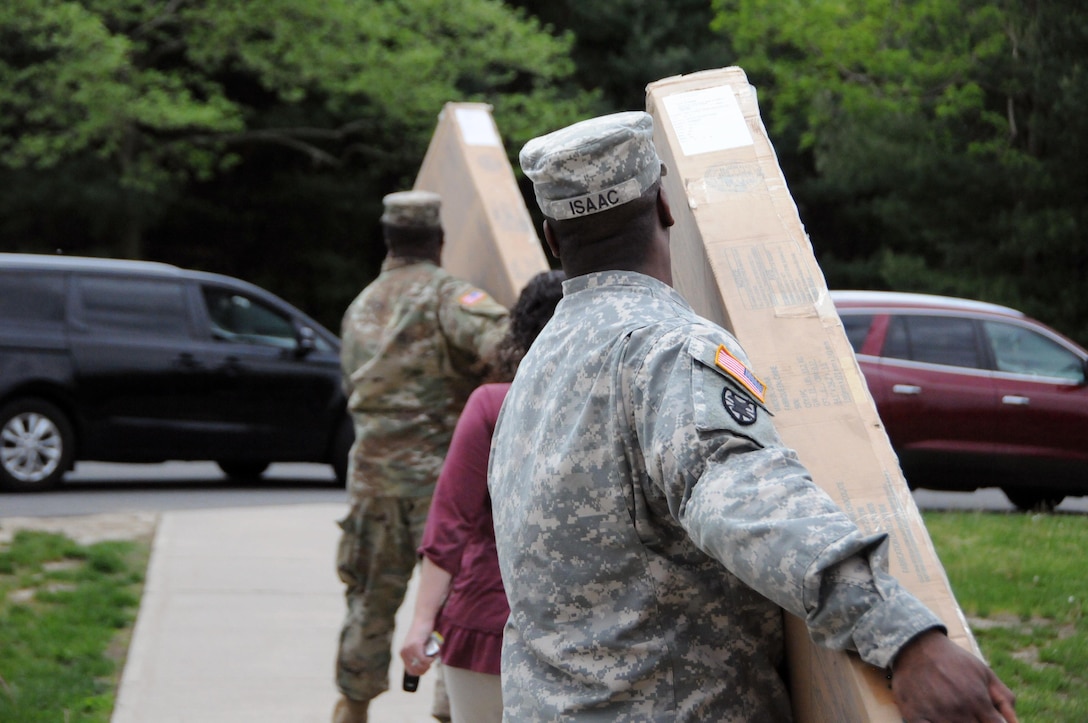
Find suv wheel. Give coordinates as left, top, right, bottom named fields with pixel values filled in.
left=217, top=461, right=270, bottom=481
left=1002, top=487, right=1065, bottom=513
left=0, top=398, right=74, bottom=491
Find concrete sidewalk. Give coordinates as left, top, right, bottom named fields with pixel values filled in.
left=112, top=503, right=438, bottom=723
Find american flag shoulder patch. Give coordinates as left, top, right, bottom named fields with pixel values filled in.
left=713, top=344, right=767, bottom=404
left=459, top=289, right=486, bottom=306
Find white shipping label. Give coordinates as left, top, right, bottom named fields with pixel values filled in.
left=662, top=86, right=753, bottom=156
left=456, top=107, right=502, bottom=147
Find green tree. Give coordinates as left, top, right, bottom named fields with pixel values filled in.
left=711, top=0, right=1088, bottom=342
left=0, top=0, right=591, bottom=326
left=505, top=0, right=732, bottom=112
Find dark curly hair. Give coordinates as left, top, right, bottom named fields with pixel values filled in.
left=486, top=269, right=566, bottom=383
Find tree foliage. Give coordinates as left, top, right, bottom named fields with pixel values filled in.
left=711, top=0, right=1088, bottom=343
left=3, top=1, right=1086, bottom=342
left=0, top=0, right=592, bottom=328
left=505, top=0, right=732, bottom=112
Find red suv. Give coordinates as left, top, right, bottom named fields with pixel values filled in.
left=832, top=290, right=1088, bottom=511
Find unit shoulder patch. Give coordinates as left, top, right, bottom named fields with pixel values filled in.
left=722, top=387, right=758, bottom=425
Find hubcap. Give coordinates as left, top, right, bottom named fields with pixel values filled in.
left=1, top=412, right=62, bottom=483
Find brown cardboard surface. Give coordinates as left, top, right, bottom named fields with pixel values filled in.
left=413, top=102, right=550, bottom=308
left=646, top=67, right=978, bottom=722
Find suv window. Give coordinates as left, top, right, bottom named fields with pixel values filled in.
left=884, top=315, right=984, bottom=369
left=984, top=321, right=1086, bottom=382
left=0, top=272, right=65, bottom=323
left=840, top=314, right=873, bottom=353
left=75, top=276, right=190, bottom=337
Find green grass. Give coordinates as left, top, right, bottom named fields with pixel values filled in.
left=0, top=530, right=149, bottom=723
left=925, top=511, right=1088, bottom=721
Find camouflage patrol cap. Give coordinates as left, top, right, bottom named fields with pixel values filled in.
left=380, top=190, right=442, bottom=228
left=520, top=111, right=662, bottom=221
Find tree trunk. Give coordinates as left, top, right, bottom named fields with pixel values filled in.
left=119, top=122, right=144, bottom=259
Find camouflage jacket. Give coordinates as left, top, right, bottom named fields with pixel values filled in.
left=488, top=270, right=942, bottom=721
left=341, top=257, right=507, bottom=499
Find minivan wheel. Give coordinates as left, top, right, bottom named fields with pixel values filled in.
left=217, top=461, right=270, bottom=481
left=0, top=398, right=74, bottom=492
left=1002, top=488, right=1065, bottom=513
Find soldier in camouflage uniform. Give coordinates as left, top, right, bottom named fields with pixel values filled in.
left=487, top=112, right=1018, bottom=722
left=334, top=190, right=508, bottom=723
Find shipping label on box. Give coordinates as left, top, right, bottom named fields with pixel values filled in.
left=413, top=102, right=550, bottom=308
left=646, top=68, right=977, bottom=723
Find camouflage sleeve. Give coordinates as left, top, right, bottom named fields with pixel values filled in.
left=339, top=295, right=368, bottom=394
left=630, top=327, right=944, bottom=669
left=436, top=279, right=509, bottom=363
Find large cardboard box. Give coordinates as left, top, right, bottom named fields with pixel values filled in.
left=413, top=102, right=550, bottom=308
left=646, top=68, right=978, bottom=722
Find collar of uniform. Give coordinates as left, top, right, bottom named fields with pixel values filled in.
left=381, top=256, right=438, bottom=273
left=563, top=269, right=689, bottom=307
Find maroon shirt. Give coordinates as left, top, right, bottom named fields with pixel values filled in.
left=418, top=383, right=510, bottom=674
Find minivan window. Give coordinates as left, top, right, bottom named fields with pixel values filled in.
left=984, top=321, right=1086, bottom=382
left=0, top=272, right=65, bottom=323
left=75, top=277, right=190, bottom=337
left=884, top=315, right=984, bottom=369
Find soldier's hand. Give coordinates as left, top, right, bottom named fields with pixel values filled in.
left=891, top=629, right=1017, bottom=722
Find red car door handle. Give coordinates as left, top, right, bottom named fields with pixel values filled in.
left=1002, top=395, right=1031, bottom=406
left=892, top=384, right=922, bottom=395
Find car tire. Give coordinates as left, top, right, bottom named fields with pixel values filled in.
left=331, top=415, right=353, bottom=487
left=0, top=398, right=74, bottom=492
left=217, top=461, right=270, bottom=481
left=1002, top=487, right=1065, bottom=513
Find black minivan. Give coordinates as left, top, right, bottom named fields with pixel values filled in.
left=0, top=253, right=351, bottom=491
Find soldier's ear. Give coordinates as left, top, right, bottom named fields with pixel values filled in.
left=657, top=187, right=674, bottom=229
left=543, top=221, right=560, bottom=259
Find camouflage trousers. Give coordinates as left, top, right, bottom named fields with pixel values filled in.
left=335, top=495, right=446, bottom=711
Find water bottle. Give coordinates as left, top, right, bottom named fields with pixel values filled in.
left=402, top=631, right=444, bottom=692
